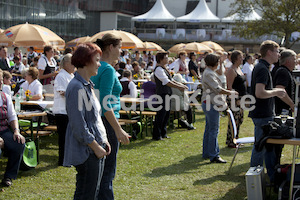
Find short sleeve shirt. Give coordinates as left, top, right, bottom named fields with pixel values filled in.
left=249, top=59, right=274, bottom=118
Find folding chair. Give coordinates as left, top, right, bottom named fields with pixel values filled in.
left=227, top=109, right=255, bottom=171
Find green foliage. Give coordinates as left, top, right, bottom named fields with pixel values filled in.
left=229, top=0, right=300, bottom=48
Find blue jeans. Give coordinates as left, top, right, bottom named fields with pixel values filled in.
left=202, top=102, right=220, bottom=161
left=99, top=117, right=120, bottom=200
left=250, top=117, right=276, bottom=181
left=0, top=128, right=25, bottom=179
left=74, top=153, right=105, bottom=200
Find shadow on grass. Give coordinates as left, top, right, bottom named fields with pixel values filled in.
left=0, top=154, right=58, bottom=180
left=18, top=154, right=58, bottom=177
left=120, top=138, right=154, bottom=150
left=144, top=154, right=211, bottom=177
left=194, top=162, right=249, bottom=186
left=193, top=163, right=249, bottom=199
left=220, top=145, right=253, bottom=157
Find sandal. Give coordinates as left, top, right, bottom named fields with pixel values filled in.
left=2, top=178, right=12, bottom=187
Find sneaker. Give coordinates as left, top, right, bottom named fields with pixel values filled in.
left=187, top=124, right=196, bottom=130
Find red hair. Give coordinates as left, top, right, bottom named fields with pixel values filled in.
left=71, top=43, right=102, bottom=68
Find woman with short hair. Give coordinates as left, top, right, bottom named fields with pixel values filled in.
left=19, top=67, right=43, bottom=101
left=202, top=53, right=238, bottom=163
left=64, top=43, right=110, bottom=199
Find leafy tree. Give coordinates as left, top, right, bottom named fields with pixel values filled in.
left=228, top=0, right=300, bottom=48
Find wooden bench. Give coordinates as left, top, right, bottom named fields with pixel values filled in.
left=119, top=110, right=157, bottom=138
left=21, top=130, right=52, bottom=137
left=119, top=110, right=157, bottom=116
left=43, top=125, right=57, bottom=132
left=118, top=119, right=138, bottom=124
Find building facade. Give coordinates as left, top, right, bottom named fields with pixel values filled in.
left=0, top=0, right=150, bottom=41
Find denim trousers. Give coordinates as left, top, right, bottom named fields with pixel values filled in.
left=74, top=153, right=105, bottom=200
left=152, top=94, right=170, bottom=139
left=250, top=117, right=276, bottom=181
left=99, top=117, right=119, bottom=200
left=202, top=102, right=220, bottom=161
left=0, top=128, right=25, bottom=179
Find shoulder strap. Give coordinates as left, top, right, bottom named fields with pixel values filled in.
left=0, top=92, right=7, bottom=106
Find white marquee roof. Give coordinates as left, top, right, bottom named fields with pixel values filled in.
left=176, top=0, right=220, bottom=23
left=222, top=7, right=262, bottom=23
left=132, top=0, right=176, bottom=22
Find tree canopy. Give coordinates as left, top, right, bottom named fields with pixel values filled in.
left=228, top=0, right=300, bottom=48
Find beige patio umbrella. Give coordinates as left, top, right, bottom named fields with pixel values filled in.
left=180, top=42, right=213, bottom=54
left=137, top=41, right=163, bottom=51
left=200, top=41, right=224, bottom=52
left=66, top=36, right=91, bottom=48
left=0, top=22, right=65, bottom=48
left=90, top=30, right=144, bottom=49
left=168, top=43, right=186, bottom=54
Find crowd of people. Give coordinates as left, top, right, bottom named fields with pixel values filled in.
left=0, top=36, right=298, bottom=198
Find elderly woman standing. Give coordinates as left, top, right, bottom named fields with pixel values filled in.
left=38, top=45, right=58, bottom=93
left=225, top=50, right=246, bottom=148
left=201, top=53, right=237, bottom=163
left=64, top=43, right=110, bottom=199
left=53, top=53, right=75, bottom=166
left=0, top=69, right=25, bottom=187
left=91, top=33, right=131, bottom=200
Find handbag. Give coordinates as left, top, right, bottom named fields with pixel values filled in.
left=20, top=140, right=37, bottom=171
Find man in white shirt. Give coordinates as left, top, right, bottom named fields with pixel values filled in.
left=224, top=52, right=233, bottom=69
left=242, top=55, right=254, bottom=94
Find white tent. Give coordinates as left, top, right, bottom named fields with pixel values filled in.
left=222, top=7, right=261, bottom=23
left=176, top=0, right=220, bottom=23
left=132, top=0, right=176, bottom=22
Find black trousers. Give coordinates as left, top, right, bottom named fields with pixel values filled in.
left=55, top=114, right=68, bottom=166
left=152, top=94, right=170, bottom=139
left=185, top=107, right=193, bottom=124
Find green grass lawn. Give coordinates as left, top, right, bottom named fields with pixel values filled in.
left=0, top=111, right=294, bottom=199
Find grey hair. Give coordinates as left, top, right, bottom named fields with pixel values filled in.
left=21, top=68, right=29, bottom=78
left=280, top=49, right=296, bottom=66
left=60, top=53, right=72, bottom=68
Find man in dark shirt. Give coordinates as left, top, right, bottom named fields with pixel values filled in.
left=249, top=40, right=286, bottom=181
left=273, top=49, right=296, bottom=116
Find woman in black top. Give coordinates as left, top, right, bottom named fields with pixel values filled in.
left=187, top=52, right=201, bottom=91
left=225, top=50, right=246, bottom=148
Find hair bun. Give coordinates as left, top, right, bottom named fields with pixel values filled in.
left=95, top=39, right=104, bottom=48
